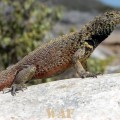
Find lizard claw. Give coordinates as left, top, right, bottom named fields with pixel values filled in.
left=78, top=72, right=99, bottom=78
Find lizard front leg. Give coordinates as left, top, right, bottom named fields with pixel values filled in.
left=11, top=65, right=36, bottom=95
left=73, top=48, right=97, bottom=78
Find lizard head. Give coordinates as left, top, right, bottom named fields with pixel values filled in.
left=103, top=10, right=120, bottom=25
left=82, top=10, right=120, bottom=49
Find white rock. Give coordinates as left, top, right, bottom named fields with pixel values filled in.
left=0, top=73, right=120, bottom=120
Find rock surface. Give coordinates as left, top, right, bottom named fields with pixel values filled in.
left=0, top=73, right=120, bottom=120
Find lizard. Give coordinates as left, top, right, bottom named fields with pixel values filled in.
left=0, top=10, right=120, bottom=95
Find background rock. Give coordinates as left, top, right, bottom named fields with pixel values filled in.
left=44, top=0, right=114, bottom=12
left=0, top=73, right=120, bottom=120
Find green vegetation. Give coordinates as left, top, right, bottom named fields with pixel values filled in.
left=88, top=57, right=114, bottom=73
left=0, top=0, right=62, bottom=68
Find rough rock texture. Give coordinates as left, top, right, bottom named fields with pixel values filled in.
left=0, top=73, right=120, bottom=120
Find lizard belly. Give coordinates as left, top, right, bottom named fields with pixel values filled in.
left=34, top=62, right=72, bottom=79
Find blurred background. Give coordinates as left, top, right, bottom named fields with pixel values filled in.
left=0, top=0, right=120, bottom=84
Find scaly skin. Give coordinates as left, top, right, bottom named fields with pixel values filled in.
left=0, top=10, right=120, bottom=94
left=0, top=67, right=18, bottom=91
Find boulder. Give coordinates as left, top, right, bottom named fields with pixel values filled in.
left=0, top=73, right=120, bottom=120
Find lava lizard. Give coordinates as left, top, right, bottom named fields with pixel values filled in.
left=0, top=10, right=120, bottom=95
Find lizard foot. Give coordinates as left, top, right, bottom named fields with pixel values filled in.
left=2, top=84, right=27, bottom=95
left=77, top=72, right=99, bottom=78
left=10, top=84, right=27, bottom=96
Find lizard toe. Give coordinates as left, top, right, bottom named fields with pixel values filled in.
left=79, top=72, right=99, bottom=78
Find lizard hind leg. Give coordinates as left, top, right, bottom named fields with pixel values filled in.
left=11, top=65, right=36, bottom=96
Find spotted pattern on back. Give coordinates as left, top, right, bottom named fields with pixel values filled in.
left=16, top=32, right=81, bottom=78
